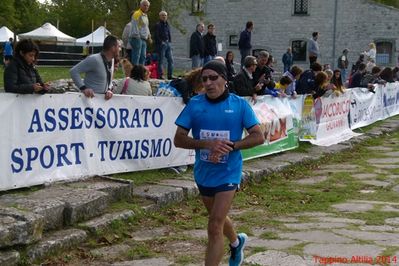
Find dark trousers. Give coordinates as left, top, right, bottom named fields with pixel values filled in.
left=309, top=55, right=317, bottom=67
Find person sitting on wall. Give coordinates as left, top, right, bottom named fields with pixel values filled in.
left=121, top=64, right=152, bottom=96
left=282, top=65, right=303, bottom=98
left=4, top=39, right=50, bottom=94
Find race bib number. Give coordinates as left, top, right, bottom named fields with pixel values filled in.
left=199, top=129, right=230, bottom=163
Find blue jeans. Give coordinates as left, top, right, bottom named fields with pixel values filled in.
left=340, top=68, right=347, bottom=83
left=130, top=38, right=147, bottom=65
left=191, top=54, right=203, bottom=69
left=157, top=42, right=174, bottom=78
left=203, top=55, right=215, bottom=65
left=240, top=49, right=251, bottom=67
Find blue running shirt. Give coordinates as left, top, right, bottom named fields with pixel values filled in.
left=175, top=93, right=259, bottom=187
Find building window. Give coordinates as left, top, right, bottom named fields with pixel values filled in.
left=291, top=40, right=307, bottom=61
left=192, top=0, right=204, bottom=14
left=294, top=0, right=309, bottom=15
left=376, top=41, right=394, bottom=65
left=229, top=35, right=238, bottom=47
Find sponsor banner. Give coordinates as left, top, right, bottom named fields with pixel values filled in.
left=309, top=92, right=361, bottom=146
left=242, top=96, right=299, bottom=160
left=382, top=82, right=399, bottom=119
left=349, top=87, right=383, bottom=130
left=299, top=95, right=317, bottom=141
left=0, top=93, right=194, bottom=191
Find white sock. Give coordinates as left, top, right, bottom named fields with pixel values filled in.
left=230, top=238, right=240, bottom=248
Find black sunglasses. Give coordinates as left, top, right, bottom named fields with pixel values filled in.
left=201, top=75, right=219, bottom=82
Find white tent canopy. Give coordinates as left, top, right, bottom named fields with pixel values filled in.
left=18, top=22, right=75, bottom=43
left=0, top=26, right=15, bottom=42
left=75, top=26, right=111, bottom=46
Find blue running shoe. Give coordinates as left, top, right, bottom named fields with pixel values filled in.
left=229, top=232, right=248, bottom=266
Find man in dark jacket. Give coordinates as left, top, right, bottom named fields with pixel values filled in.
left=203, top=24, right=217, bottom=64
left=190, top=23, right=205, bottom=69
left=154, top=11, right=174, bottom=79
left=282, top=47, right=293, bottom=73
left=233, top=56, right=263, bottom=100
left=252, top=50, right=275, bottom=93
left=296, top=62, right=322, bottom=95
left=238, top=21, right=253, bottom=67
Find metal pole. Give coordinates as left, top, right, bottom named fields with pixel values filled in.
left=332, top=0, right=338, bottom=69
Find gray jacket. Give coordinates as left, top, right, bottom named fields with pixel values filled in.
left=70, top=53, right=113, bottom=94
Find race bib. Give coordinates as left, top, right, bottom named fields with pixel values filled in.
left=199, top=129, right=230, bottom=163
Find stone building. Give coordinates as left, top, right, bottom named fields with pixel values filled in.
left=169, top=0, right=399, bottom=72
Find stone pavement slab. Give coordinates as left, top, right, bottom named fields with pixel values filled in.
left=0, top=250, right=20, bottom=266
left=366, top=146, right=394, bottom=152
left=384, top=151, right=399, bottom=157
left=245, top=250, right=308, bottom=266
left=360, top=180, right=391, bottom=187
left=314, top=217, right=366, bottom=225
left=381, top=205, right=399, bottom=212
left=0, top=207, right=44, bottom=248
left=27, top=228, right=87, bottom=262
left=332, top=202, right=374, bottom=212
left=182, top=229, right=207, bottom=239
left=283, top=222, right=349, bottom=230
left=111, top=257, right=173, bottom=266
left=371, top=164, right=398, bottom=169
left=133, top=185, right=184, bottom=206
left=359, top=225, right=399, bottom=232
left=303, top=243, right=383, bottom=263
left=385, top=217, right=399, bottom=225
left=90, top=244, right=131, bottom=259
left=351, top=173, right=378, bottom=180
left=246, top=237, right=303, bottom=249
left=157, top=179, right=199, bottom=197
left=366, top=158, right=399, bottom=164
left=333, top=229, right=399, bottom=246
left=278, top=230, right=353, bottom=244
left=294, top=176, right=328, bottom=185
left=131, top=227, right=171, bottom=241
left=82, top=210, right=135, bottom=234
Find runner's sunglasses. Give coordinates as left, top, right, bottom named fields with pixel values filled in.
left=201, top=75, right=219, bottom=82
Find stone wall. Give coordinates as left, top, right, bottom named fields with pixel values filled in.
left=169, top=0, right=399, bottom=71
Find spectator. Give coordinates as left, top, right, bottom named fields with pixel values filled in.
left=70, top=35, right=120, bottom=100
left=308, top=32, right=320, bottom=67
left=4, top=39, right=49, bottom=94
left=121, top=64, right=152, bottom=96
left=190, top=23, right=205, bottom=69
left=392, top=67, right=399, bottom=81
left=238, top=21, right=253, bottom=67
left=330, top=69, right=345, bottom=96
left=282, top=47, right=293, bottom=73
left=233, top=55, right=263, bottom=100
left=203, top=24, right=217, bottom=64
left=253, top=51, right=274, bottom=92
left=154, top=11, right=174, bottom=80
left=82, top=40, right=90, bottom=58
left=351, top=54, right=365, bottom=75
left=168, top=68, right=204, bottom=104
left=349, top=62, right=367, bottom=88
left=265, top=76, right=292, bottom=97
left=296, top=62, right=322, bottom=95
left=379, top=67, right=395, bottom=83
left=3, top=37, right=14, bottom=66
left=313, top=71, right=329, bottom=99
left=360, top=66, right=384, bottom=92
left=282, top=65, right=303, bottom=97
left=364, top=42, right=376, bottom=62
left=129, top=0, right=152, bottom=65
left=114, top=58, right=134, bottom=94
left=225, top=51, right=236, bottom=81
left=121, top=21, right=133, bottom=61
left=338, top=48, right=349, bottom=83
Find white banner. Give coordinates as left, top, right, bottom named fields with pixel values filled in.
left=0, top=93, right=194, bottom=191
left=349, top=87, right=383, bottom=130
left=382, top=82, right=399, bottom=119
left=309, top=92, right=361, bottom=146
